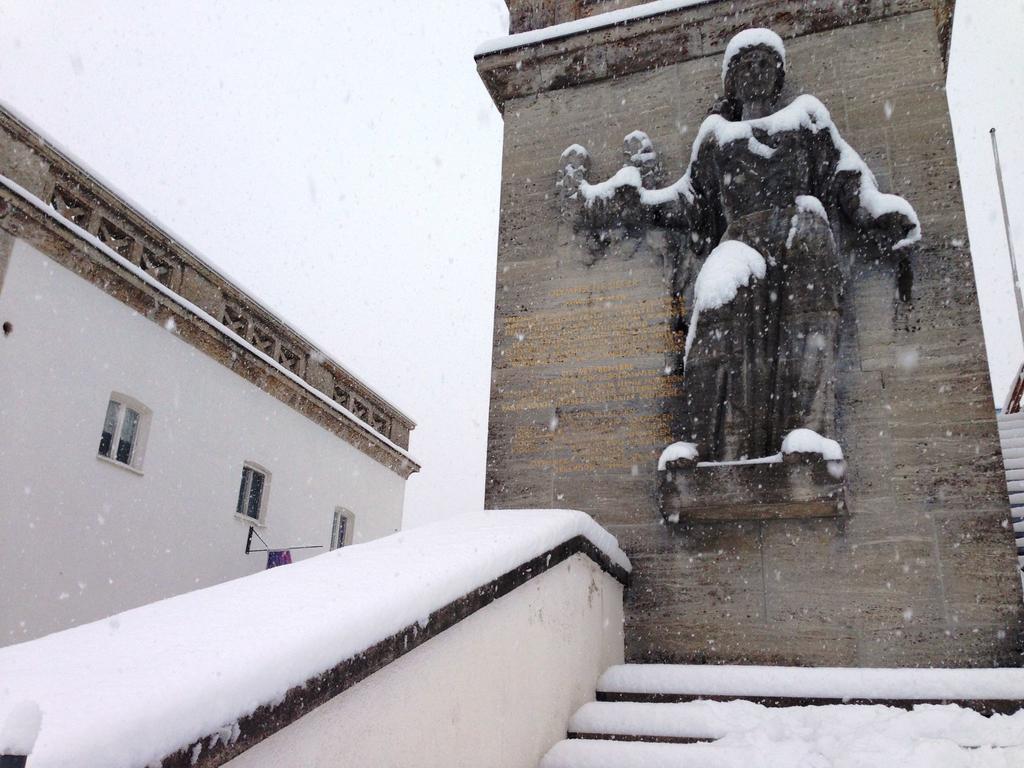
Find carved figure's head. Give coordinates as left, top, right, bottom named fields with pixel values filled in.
left=720, top=29, right=786, bottom=114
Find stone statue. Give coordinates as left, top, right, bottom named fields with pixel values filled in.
left=558, top=28, right=919, bottom=474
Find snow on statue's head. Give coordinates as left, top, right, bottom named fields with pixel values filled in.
left=717, top=28, right=787, bottom=120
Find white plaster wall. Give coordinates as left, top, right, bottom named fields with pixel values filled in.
left=0, top=241, right=407, bottom=645
left=226, top=554, right=625, bottom=768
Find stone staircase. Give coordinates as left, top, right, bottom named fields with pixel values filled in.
left=540, top=664, right=1024, bottom=766
left=537, top=416, right=1024, bottom=766
left=998, top=411, right=1024, bottom=580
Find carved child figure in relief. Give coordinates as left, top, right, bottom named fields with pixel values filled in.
left=558, top=28, right=919, bottom=470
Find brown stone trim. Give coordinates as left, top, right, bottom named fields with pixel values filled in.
left=475, top=0, right=937, bottom=110
left=0, top=221, right=13, bottom=297
left=934, top=0, right=956, bottom=71
left=154, top=537, right=628, bottom=768
left=1006, top=366, right=1024, bottom=415
left=596, top=691, right=1023, bottom=717
left=0, top=105, right=415, bottom=446
left=0, top=186, right=420, bottom=478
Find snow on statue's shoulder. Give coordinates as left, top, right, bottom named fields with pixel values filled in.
left=782, top=428, right=844, bottom=461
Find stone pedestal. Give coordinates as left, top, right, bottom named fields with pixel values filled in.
left=659, top=453, right=846, bottom=523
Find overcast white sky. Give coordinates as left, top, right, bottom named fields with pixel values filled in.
left=0, top=1, right=1020, bottom=527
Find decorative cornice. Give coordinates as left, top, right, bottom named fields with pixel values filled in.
left=0, top=103, right=415, bottom=452
left=0, top=179, right=420, bottom=479
left=476, top=0, right=950, bottom=112
left=155, top=536, right=628, bottom=768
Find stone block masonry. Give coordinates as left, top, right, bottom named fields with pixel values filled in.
left=478, top=2, right=1024, bottom=665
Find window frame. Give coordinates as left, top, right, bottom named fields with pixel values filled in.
left=235, top=462, right=272, bottom=526
left=331, top=507, right=355, bottom=550
left=96, top=392, right=151, bottom=474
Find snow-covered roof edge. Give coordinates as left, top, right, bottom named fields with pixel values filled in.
left=0, top=98, right=417, bottom=429
left=0, top=173, right=420, bottom=471
left=0, top=510, right=629, bottom=768
left=475, top=0, right=714, bottom=57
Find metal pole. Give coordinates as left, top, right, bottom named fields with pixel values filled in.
left=991, top=127, right=1024, bottom=346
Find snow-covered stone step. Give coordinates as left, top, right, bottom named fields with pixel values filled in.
left=1003, top=439, right=1024, bottom=452
left=1003, top=447, right=1024, bottom=461
left=596, top=664, right=1024, bottom=712
left=541, top=730, right=1024, bottom=768
left=999, top=429, right=1024, bottom=443
left=1005, top=468, right=1024, bottom=481
left=1008, top=480, right=1024, bottom=494
left=561, top=699, right=1024, bottom=752
left=568, top=701, right=715, bottom=744
left=541, top=739, right=750, bottom=768
left=1003, top=459, right=1024, bottom=472
left=998, top=412, right=1024, bottom=424
left=1010, top=493, right=1024, bottom=506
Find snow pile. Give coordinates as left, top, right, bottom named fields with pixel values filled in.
left=547, top=702, right=1024, bottom=767
left=722, top=28, right=787, bottom=81
left=658, top=441, right=699, bottom=470
left=698, top=454, right=783, bottom=467
left=795, top=194, right=828, bottom=222
left=579, top=167, right=694, bottom=206
left=684, top=240, right=767, bottom=360
left=787, top=195, right=830, bottom=248
left=623, top=130, right=656, bottom=165
left=0, top=510, right=629, bottom=768
left=580, top=164, right=643, bottom=202
left=570, top=699, right=1024, bottom=746
left=0, top=701, right=41, bottom=756
left=781, top=428, right=844, bottom=461
left=560, top=143, right=589, bottom=162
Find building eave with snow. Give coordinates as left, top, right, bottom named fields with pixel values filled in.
left=0, top=101, right=419, bottom=645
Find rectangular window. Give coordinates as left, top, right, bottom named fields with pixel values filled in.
left=331, top=508, right=353, bottom=550
left=97, top=395, right=149, bottom=470
left=98, top=400, right=120, bottom=458
left=236, top=465, right=269, bottom=523
left=117, top=407, right=140, bottom=464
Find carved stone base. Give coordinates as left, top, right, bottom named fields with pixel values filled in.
left=658, top=452, right=846, bottom=523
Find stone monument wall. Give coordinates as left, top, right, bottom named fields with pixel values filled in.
left=478, top=1, right=1024, bottom=665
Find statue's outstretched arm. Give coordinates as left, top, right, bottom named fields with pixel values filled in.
left=556, top=136, right=703, bottom=235
left=821, top=127, right=920, bottom=254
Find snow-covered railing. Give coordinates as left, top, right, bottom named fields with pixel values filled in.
left=0, top=510, right=630, bottom=768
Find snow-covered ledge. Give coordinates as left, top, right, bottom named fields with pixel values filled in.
left=0, top=510, right=629, bottom=768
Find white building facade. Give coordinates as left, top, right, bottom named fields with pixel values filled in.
left=0, top=104, right=419, bottom=646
